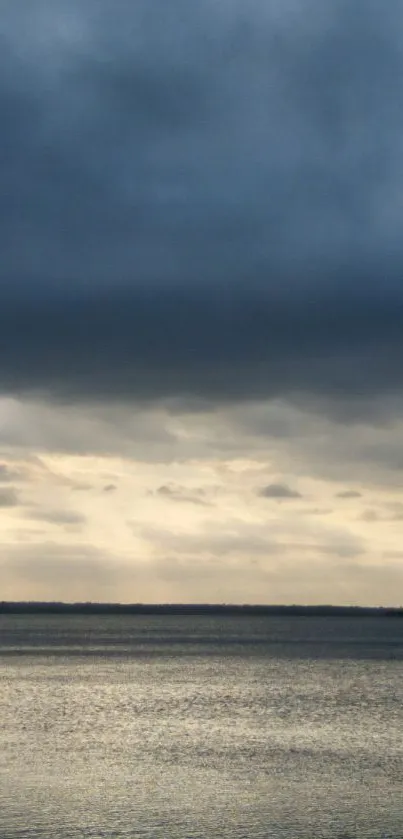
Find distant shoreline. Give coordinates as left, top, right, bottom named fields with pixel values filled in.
left=1, top=602, right=402, bottom=617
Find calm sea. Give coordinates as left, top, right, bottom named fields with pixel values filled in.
left=0, top=614, right=402, bottom=839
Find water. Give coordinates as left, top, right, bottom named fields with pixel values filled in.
left=1, top=614, right=402, bottom=838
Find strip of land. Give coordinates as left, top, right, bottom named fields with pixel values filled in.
left=0, top=602, right=402, bottom=616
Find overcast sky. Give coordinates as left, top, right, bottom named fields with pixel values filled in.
left=1, top=0, right=403, bottom=604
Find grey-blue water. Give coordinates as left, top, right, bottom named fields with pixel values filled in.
left=1, top=615, right=402, bottom=838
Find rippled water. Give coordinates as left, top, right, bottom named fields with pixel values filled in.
left=1, top=615, right=402, bottom=838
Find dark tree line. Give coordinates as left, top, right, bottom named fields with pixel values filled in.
left=0, top=602, right=402, bottom=616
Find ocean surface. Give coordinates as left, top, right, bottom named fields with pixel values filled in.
left=0, top=614, right=402, bottom=839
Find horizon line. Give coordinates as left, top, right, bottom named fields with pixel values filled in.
left=1, top=601, right=402, bottom=615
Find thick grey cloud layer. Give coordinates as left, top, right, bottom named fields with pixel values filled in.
left=1, top=1, right=403, bottom=409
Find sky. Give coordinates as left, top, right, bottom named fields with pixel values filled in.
left=1, top=0, right=403, bottom=605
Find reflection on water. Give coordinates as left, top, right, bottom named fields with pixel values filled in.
left=1, top=615, right=402, bottom=838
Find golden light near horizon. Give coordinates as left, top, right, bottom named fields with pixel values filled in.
left=1, top=398, right=402, bottom=605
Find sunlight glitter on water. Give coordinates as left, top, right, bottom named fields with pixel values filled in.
left=0, top=615, right=402, bottom=838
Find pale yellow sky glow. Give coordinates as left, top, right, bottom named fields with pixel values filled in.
left=1, top=397, right=402, bottom=605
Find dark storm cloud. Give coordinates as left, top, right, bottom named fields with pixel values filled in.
left=1, top=1, right=403, bottom=411
left=259, top=483, right=301, bottom=500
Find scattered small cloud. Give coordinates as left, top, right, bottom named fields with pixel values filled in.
left=336, top=490, right=362, bottom=499
left=360, top=509, right=378, bottom=522
left=384, top=501, right=403, bottom=520
left=360, top=503, right=403, bottom=522
left=259, top=483, right=301, bottom=500
left=25, top=508, right=87, bottom=527
left=0, top=464, right=23, bottom=483
left=103, top=484, right=117, bottom=493
left=155, top=483, right=211, bottom=506
left=0, top=487, right=19, bottom=507
left=298, top=507, right=334, bottom=516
